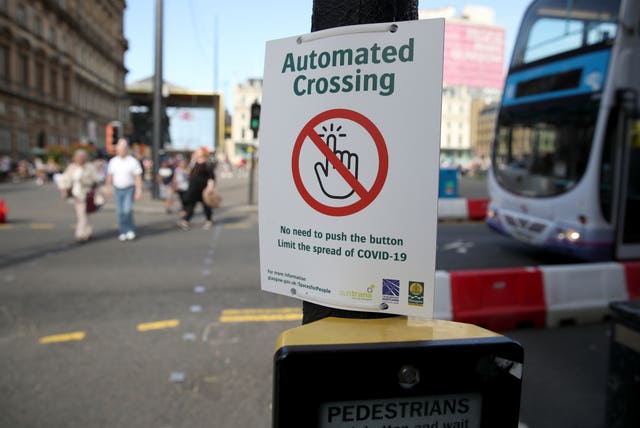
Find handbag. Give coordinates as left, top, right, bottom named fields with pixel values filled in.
left=202, top=180, right=221, bottom=208
left=85, top=187, right=105, bottom=214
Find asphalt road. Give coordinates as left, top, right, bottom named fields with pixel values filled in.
left=0, top=177, right=613, bottom=428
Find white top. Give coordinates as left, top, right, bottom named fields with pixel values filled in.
left=107, top=155, right=142, bottom=189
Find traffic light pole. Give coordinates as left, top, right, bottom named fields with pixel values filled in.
left=302, top=0, right=418, bottom=325
left=248, top=101, right=261, bottom=205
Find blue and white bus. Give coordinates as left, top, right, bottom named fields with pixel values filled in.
left=487, top=0, right=640, bottom=261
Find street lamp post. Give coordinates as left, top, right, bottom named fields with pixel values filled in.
left=152, top=0, right=164, bottom=199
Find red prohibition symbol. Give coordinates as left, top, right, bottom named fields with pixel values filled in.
left=292, top=109, right=388, bottom=216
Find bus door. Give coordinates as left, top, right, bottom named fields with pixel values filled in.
left=615, top=91, right=640, bottom=260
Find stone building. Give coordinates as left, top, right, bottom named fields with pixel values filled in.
left=0, top=0, right=128, bottom=159
left=420, top=6, right=504, bottom=167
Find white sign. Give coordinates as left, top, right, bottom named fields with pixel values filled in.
left=259, top=20, right=444, bottom=317
left=319, top=393, right=482, bottom=428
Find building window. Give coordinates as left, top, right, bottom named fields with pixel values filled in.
left=0, top=45, right=7, bottom=81
left=0, top=128, right=11, bottom=153
left=49, top=27, right=56, bottom=45
left=62, top=75, right=70, bottom=102
left=34, top=16, right=42, bottom=36
left=18, top=54, right=29, bottom=88
left=0, top=0, right=6, bottom=13
left=16, top=131, right=29, bottom=153
left=50, top=69, right=57, bottom=98
left=35, top=61, right=44, bottom=93
left=16, top=4, right=26, bottom=26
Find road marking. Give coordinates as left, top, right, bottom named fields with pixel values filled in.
left=0, top=224, right=14, bottom=230
left=224, top=222, right=252, bottom=229
left=219, top=307, right=302, bottom=323
left=136, top=319, right=180, bottom=332
left=30, top=223, right=55, bottom=230
left=39, top=331, right=86, bottom=344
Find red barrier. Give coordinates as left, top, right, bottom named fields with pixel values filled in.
left=450, top=267, right=546, bottom=331
left=622, top=261, right=640, bottom=299
left=467, top=198, right=489, bottom=220
left=0, top=198, right=7, bottom=223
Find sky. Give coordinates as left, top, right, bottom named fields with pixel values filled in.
left=124, top=0, right=532, bottom=111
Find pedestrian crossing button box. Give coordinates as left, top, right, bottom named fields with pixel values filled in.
left=273, top=317, right=523, bottom=428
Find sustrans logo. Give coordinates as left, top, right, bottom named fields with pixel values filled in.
left=340, top=284, right=375, bottom=300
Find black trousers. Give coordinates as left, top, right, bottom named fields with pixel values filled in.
left=183, top=196, right=212, bottom=222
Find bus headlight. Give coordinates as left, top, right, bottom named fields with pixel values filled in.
left=566, top=229, right=581, bottom=242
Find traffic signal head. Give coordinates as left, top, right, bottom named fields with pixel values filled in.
left=250, top=102, right=261, bottom=132
left=112, top=124, right=119, bottom=146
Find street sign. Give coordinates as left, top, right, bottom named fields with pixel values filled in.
left=259, top=20, right=444, bottom=317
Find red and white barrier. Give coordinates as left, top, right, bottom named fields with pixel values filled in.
left=438, top=198, right=489, bottom=221
left=0, top=198, right=7, bottom=223
left=541, top=263, right=628, bottom=327
left=449, top=267, right=546, bottom=331
left=622, top=261, right=640, bottom=299
left=434, top=261, right=637, bottom=331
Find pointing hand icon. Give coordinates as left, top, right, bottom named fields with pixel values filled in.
left=314, top=132, right=359, bottom=199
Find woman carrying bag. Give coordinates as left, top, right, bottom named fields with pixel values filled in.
left=58, top=149, right=101, bottom=242
left=178, top=147, right=216, bottom=231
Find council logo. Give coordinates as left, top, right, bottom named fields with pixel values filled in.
left=408, top=281, right=424, bottom=307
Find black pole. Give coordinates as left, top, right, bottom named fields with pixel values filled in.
left=302, top=0, right=418, bottom=324
left=152, top=0, right=164, bottom=199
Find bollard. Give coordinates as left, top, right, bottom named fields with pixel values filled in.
left=273, top=317, right=524, bottom=427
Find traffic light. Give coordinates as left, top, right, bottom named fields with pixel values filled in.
left=250, top=101, right=261, bottom=135
left=105, top=121, right=121, bottom=155
left=111, top=123, right=119, bottom=146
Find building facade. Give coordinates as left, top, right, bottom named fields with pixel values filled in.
left=0, top=0, right=128, bottom=159
left=420, top=6, right=504, bottom=167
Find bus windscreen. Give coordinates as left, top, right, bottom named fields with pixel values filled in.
left=511, top=0, right=621, bottom=69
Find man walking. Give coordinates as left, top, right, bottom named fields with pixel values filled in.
left=105, top=139, right=143, bottom=241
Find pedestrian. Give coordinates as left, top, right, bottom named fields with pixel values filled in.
left=104, top=139, right=143, bottom=241
left=178, top=147, right=215, bottom=231
left=58, top=149, right=100, bottom=243
left=157, top=159, right=174, bottom=214
left=172, top=158, right=190, bottom=217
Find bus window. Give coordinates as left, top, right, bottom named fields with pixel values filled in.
left=493, top=97, right=597, bottom=197
left=511, top=0, right=621, bottom=68
left=599, top=109, right=618, bottom=223
left=524, top=18, right=583, bottom=64
left=586, top=22, right=616, bottom=45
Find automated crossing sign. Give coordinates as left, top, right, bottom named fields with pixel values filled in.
left=259, top=19, right=444, bottom=317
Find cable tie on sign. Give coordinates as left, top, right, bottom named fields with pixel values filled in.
left=297, top=23, right=398, bottom=45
